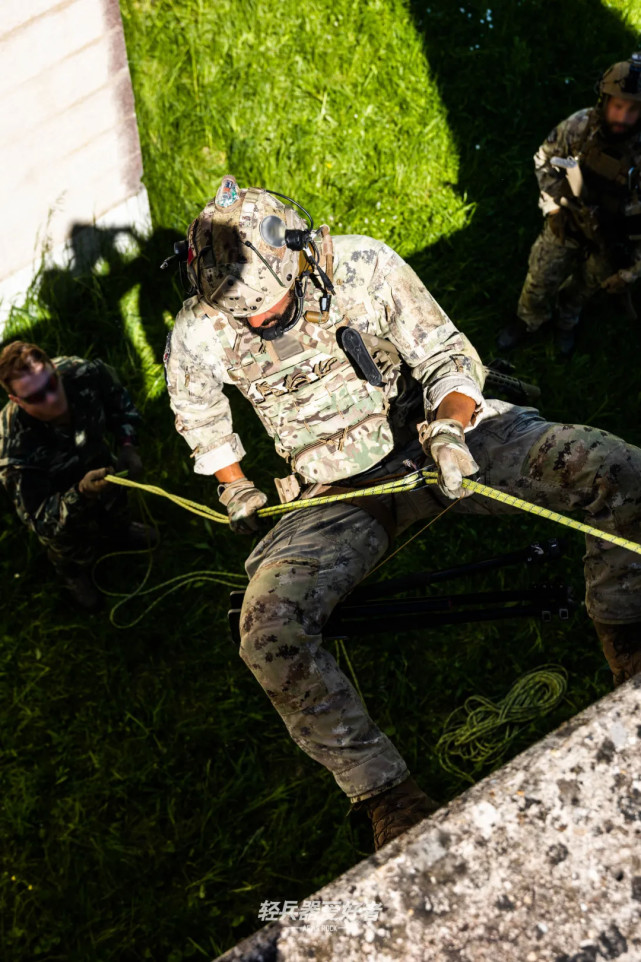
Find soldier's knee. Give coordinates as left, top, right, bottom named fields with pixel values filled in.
left=239, top=556, right=324, bottom=656
left=239, top=582, right=309, bottom=677
left=528, top=426, right=641, bottom=514
left=239, top=593, right=327, bottom=714
left=588, top=440, right=641, bottom=525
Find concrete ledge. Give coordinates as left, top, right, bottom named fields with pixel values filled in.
left=216, top=677, right=641, bottom=962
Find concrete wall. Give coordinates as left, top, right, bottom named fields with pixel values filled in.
left=0, top=0, right=150, bottom=326
left=216, top=677, right=641, bottom=962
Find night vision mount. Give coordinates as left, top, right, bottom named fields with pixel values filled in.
left=160, top=238, right=195, bottom=296
left=623, top=51, right=641, bottom=95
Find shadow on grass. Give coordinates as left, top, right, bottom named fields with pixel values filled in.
left=0, top=225, right=314, bottom=961
left=406, top=0, right=641, bottom=439
left=6, top=224, right=179, bottom=367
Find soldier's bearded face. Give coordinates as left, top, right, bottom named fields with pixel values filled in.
left=245, top=289, right=295, bottom=330
left=9, top=362, right=69, bottom=422
left=604, top=96, right=641, bottom=136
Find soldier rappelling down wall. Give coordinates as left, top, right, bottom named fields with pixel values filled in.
left=165, top=176, right=641, bottom=851
left=498, top=53, right=641, bottom=356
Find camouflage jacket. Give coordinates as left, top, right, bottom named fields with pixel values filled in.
left=0, top=356, right=140, bottom=541
left=165, top=234, right=485, bottom=485
left=534, top=108, right=641, bottom=268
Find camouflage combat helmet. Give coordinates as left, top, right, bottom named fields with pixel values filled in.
left=599, top=52, right=641, bottom=103
left=187, top=175, right=307, bottom=318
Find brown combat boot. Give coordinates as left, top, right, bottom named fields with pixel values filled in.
left=360, top=777, right=439, bottom=851
left=594, top=621, right=641, bottom=687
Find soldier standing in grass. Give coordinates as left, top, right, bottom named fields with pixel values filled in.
left=165, top=176, right=641, bottom=850
left=498, top=53, right=641, bottom=356
left=0, top=341, right=153, bottom=611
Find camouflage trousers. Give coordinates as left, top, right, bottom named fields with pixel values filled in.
left=517, top=218, right=614, bottom=331
left=43, top=487, right=130, bottom=574
left=240, top=401, right=641, bottom=802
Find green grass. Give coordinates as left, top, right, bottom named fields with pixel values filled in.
left=2, top=0, right=641, bottom=958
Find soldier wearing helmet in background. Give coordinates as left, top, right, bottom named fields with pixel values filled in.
left=498, top=53, right=641, bottom=356
left=165, top=175, right=641, bottom=851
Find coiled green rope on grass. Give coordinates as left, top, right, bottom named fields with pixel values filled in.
left=435, top=665, right=568, bottom=783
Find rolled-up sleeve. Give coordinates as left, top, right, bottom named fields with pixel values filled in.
left=534, top=110, right=591, bottom=215
left=164, top=305, right=246, bottom=475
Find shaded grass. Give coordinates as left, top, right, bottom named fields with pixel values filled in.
left=2, top=0, right=641, bottom=959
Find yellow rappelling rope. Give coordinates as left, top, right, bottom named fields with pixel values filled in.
left=105, top=471, right=641, bottom=557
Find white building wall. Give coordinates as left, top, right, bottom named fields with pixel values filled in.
left=0, top=0, right=150, bottom=327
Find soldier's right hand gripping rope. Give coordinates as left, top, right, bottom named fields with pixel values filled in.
left=218, top=478, right=268, bottom=533
left=417, top=419, right=480, bottom=499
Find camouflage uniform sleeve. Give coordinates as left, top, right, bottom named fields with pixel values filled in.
left=164, top=304, right=246, bottom=474
left=534, top=109, right=591, bottom=215
left=0, top=407, right=88, bottom=541
left=88, top=358, right=141, bottom=445
left=374, top=244, right=485, bottom=415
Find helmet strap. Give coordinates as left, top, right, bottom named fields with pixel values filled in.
left=258, top=277, right=307, bottom=341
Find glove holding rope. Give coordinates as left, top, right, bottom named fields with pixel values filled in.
left=601, top=269, right=637, bottom=294
left=218, top=478, right=268, bottom=533
left=418, top=419, right=479, bottom=500
left=78, top=466, right=114, bottom=498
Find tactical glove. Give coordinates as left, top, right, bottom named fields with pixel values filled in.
left=418, top=419, right=479, bottom=499
left=79, top=467, right=113, bottom=498
left=116, top=443, right=144, bottom=480
left=601, top=270, right=632, bottom=294
left=218, top=479, right=268, bottom=534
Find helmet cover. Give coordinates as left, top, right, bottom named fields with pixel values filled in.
left=187, top=175, right=306, bottom=317
left=600, top=53, right=641, bottom=103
